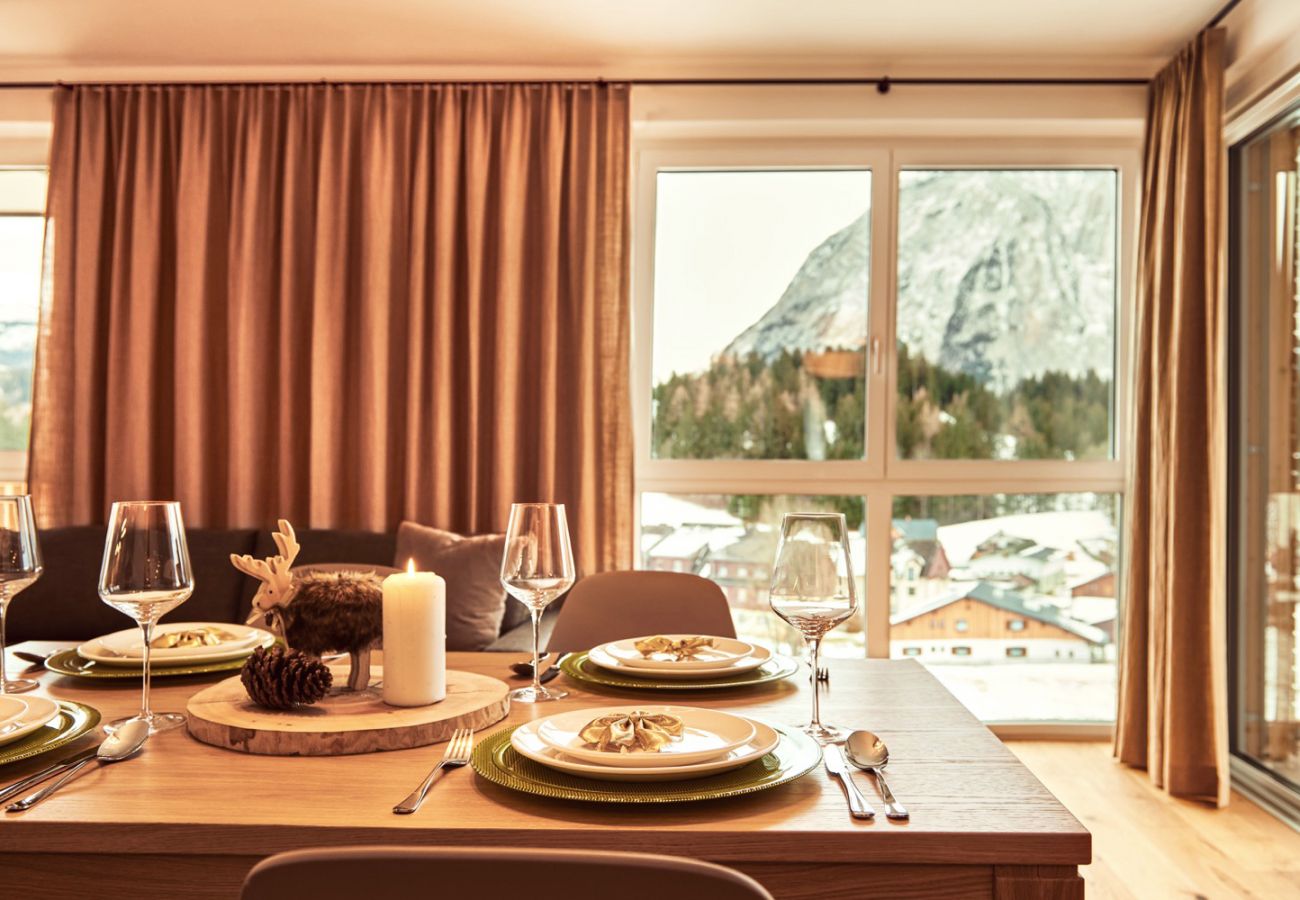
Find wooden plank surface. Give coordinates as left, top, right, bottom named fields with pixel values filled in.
left=0, top=643, right=1089, bottom=875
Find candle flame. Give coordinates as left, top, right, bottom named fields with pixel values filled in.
left=406, top=558, right=416, bottom=574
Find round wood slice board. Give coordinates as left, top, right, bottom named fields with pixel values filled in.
left=185, top=666, right=510, bottom=756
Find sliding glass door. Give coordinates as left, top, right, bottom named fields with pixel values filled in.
left=1232, top=101, right=1300, bottom=813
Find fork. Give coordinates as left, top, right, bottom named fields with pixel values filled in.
left=392, top=728, right=474, bottom=815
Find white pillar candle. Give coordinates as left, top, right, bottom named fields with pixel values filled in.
left=381, top=562, right=446, bottom=707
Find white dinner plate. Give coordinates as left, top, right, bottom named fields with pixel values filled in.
left=513, top=718, right=780, bottom=782
left=535, top=705, right=757, bottom=768
left=598, top=635, right=757, bottom=671
left=0, top=695, right=60, bottom=747
left=588, top=643, right=772, bottom=679
left=78, top=622, right=275, bottom=667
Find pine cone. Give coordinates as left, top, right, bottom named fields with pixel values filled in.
left=240, top=645, right=333, bottom=710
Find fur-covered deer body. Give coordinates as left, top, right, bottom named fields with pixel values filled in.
left=231, top=520, right=383, bottom=692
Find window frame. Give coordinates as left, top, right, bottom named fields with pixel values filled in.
left=631, top=131, right=1139, bottom=728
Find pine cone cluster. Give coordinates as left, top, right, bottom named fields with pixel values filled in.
left=240, top=645, right=333, bottom=710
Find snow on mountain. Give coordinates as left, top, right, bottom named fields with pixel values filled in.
left=720, top=171, right=1115, bottom=389
left=722, top=212, right=869, bottom=361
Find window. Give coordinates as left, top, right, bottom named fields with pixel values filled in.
left=634, top=134, right=1135, bottom=725
left=1006, top=647, right=1028, bottom=658
left=1231, top=95, right=1300, bottom=810
left=0, top=167, right=45, bottom=486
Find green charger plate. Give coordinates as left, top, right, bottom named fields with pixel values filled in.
left=559, top=651, right=800, bottom=691
left=0, top=700, right=101, bottom=767
left=471, top=721, right=820, bottom=804
left=44, top=649, right=248, bottom=680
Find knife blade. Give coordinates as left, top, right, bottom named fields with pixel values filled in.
left=823, top=743, right=875, bottom=820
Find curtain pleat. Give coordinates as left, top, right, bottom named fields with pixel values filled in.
left=1114, top=29, right=1229, bottom=805
left=30, top=82, right=634, bottom=574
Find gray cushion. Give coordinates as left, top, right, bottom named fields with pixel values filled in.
left=394, top=521, right=510, bottom=651
left=8, top=526, right=259, bottom=642
left=483, top=606, right=561, bottom=653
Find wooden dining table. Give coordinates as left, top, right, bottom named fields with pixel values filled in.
left=1, top=642, right=1088, bottom=899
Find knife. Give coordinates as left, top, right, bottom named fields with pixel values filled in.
left=0, top=748, right=99, bottom=805
left=823, top=743, right=875, bottom=820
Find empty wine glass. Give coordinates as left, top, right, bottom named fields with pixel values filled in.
left=500, top=502, right=575, bottom=703
left=98, top=501, right=194, bottom=734
left=0, top=495, right=42, bottom=694
left=769, top=512, right=858, bottom=744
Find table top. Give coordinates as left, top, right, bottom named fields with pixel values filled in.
left=1, top=642, right=1089, bottom=866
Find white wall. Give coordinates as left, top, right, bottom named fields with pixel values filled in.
left=632, top=84, right=1147, bottom=142
left=0, top=88, right=51, bottom=166
left=1221, top=0, right=1300, bottom=118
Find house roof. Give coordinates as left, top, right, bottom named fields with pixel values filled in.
left=892, top=517, right=939, bottom=542
left=890, top=580, right=1109, bottom=644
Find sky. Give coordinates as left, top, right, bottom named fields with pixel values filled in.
left=651, top=169, right=870, bottom=383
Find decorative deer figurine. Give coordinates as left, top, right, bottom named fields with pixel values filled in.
left=231, top=520, right=383, bottom=693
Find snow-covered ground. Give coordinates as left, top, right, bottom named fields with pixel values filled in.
left=913, top=661, right=1116, bottom=722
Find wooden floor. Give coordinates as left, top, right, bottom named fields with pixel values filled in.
left=1007, top=741, right=1300, bottom=899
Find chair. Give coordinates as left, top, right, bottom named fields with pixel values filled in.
left=545, top=570, right=736, bottom=654
left=241, top=846, right=774, bottom=900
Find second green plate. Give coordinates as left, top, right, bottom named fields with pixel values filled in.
left=559, top=651, right=799, bottom=691
left=44, top=649, right=248, bottom=680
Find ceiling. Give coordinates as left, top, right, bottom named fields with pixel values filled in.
left=0, top=0, right=1225, bottom=82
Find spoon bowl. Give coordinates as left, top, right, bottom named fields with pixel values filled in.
left=846, top=729, right=889, bottom=768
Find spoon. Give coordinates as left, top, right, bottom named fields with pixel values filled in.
left=845, top=730, right=908, bottom=820
left=6, top=718, right=150, bottom=812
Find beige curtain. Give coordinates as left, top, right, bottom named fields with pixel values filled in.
left=29, top=83, right=633, bottom=573
left=1115, top=29, right=1228, bottom=805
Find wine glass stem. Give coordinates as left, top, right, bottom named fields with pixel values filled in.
left=807, top=635, right=823, bottom=729
left=529, top=606, right=542, bottom=695
left=0, top=590, right=9, bottom=688
left=139, top=618, right=155, bottom=720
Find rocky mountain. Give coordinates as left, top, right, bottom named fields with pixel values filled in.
left=721, top=171, right=1116, bottom=390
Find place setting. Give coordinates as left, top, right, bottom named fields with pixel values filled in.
left=560, top=635, right=800, bottom=691
left=44, top=621, right=277, bottom=680
left=470, top=704, right=821, bottom=804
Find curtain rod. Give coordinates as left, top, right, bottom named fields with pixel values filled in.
left=1207, top=0, right=1242, bottom=30
left=0, top=75, right=1149, bottom=93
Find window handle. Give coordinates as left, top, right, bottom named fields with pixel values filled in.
left=870, top=336, right=884, bottom=376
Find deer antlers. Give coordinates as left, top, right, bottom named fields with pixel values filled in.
left=231, top=519, right=300, bottom=601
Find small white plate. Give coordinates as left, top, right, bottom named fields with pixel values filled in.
left=588, top=643, right=772, bottom=679
left=78, top=622, right=275, bottom=667
left=0, top=695, right=60, bottom=747
left=535, top=705, right=757, bottom=768
left=598, top=635, right=757, bottom=671
left=512, top=718, right=780, bottom=782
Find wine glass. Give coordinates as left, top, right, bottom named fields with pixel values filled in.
left=0, top=495, right=42, bottom=694
left=769, top=512, right=858, bottom=744
left=500, top=502, right=575, bottom=703
left=98, top=501, right=194, bottom=734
